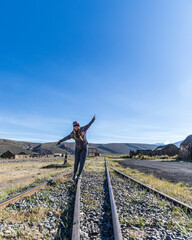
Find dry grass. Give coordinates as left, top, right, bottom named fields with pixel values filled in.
left=84, top=157, right=105, bottom=172
left=0, top=159, right=73, bottom=184
left=0, top=159, right=74, bottom=202
left=107, top=159, right=192, bottom=206
left=107, top=158, right=126, bottom=161
left=133, top=154, right=178, bottom=160
left=82, top=191, right=99, bottom=210
left=0, top=206, right=59, bottom=223
left=108, top=156, right=179, bottom=161
left=0, top=205, right=62, bottom=240
left=0, top=158, right=95, bottom=202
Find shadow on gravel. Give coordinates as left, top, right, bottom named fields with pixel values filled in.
left=54, top=182, right=76, bottom=240
left=99, top=177, right=114, bottom=240
left=42, top=163, right=71, bottom=169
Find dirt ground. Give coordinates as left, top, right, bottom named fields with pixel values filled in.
left=117, top=159, right=192, bottom=186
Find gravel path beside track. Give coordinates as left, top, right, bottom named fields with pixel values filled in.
left=117, top=160, right=192, bottom=186
left=110, top=170, right=192, bottom=240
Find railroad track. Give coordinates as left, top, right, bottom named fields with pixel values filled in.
left=71, top=159, right=123, bottom=240
left=1, top=157, right=191, bottom=239
left=73, top=158, right=192, bottom=239
left=109, top=165, right=192, bottom=214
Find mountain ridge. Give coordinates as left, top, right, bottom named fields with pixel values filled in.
left=0, top=138, right=158, bottom=155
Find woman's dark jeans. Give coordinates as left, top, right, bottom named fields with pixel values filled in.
left=74, top=146, right=88, bottom=177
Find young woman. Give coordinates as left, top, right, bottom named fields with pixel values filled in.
left=57, top=114, right=96, bottom=180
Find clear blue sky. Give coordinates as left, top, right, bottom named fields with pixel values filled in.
left=0, top=0, right=192, bottom=144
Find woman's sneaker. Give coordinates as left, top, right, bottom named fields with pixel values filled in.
left=72, top=175, right=77, bottom=181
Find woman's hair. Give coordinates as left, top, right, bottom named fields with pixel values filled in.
left=73, top=127, right=83, bottom=141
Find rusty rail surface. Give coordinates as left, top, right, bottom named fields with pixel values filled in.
left=71, top=158, right=99, bottom=239
left=71, top=178, right=81, bottom=240
left=105, top=160, right=123, bottom=240
left=110, top=166, right=192, bottom=213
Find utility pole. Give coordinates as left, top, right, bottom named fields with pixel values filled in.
left=64, top=142, right=69, bottom=165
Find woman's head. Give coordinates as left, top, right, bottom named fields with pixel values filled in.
left=73, top=121, right=80, bottom=131
left=73, top=121, right=82, bottom=140
left=74, top=125, right=80, bottom=131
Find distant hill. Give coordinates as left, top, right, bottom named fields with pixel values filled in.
left=0, top=138, right=157, bottom=156
left=0, top=139, right=67, bottom=155
left=89, top=143, right=157, bottom=155
left=154, top=143, right=165, bottom=146
left=0, top=139, right=35, bottom=155
left=155, top=141, right=183, bottom=148
left=173, top=140, right=183, bottom=148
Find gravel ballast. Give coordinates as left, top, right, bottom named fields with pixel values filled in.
left=110, top=170, right=192, bottom=240
left=0, top=175, right=75, bottom=240
left=0, top=158, right=192, bottom=240
left=80, top=171, right=113, bottom=240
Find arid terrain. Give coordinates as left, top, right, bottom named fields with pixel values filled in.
left=0, top=158, right=72, bottom=192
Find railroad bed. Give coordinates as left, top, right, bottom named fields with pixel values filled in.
left=0, top=158, right=191, bottom=240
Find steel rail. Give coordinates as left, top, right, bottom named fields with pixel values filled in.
left=71, top=178, right=81, bottom=240
left=71, top=158, right=98, bottom=240
left=110, top=166, right=192, bottom=213
left=105, top=160, right=123, bottom=240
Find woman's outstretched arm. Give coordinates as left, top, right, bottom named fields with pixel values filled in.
left=81, top=114, right=96, bottom=134
left=57, top=132, right=73, bottom=145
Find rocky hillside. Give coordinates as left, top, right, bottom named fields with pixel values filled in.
left=0, top=138, right=157, bottom=155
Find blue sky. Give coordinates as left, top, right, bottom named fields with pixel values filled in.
left=0, top=0, right=192, bottom=144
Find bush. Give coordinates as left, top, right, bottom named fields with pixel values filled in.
left=133, top=154, right=179, bottom=160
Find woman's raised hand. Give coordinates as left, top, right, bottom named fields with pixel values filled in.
left=93, top=114, right=96, bottom=120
